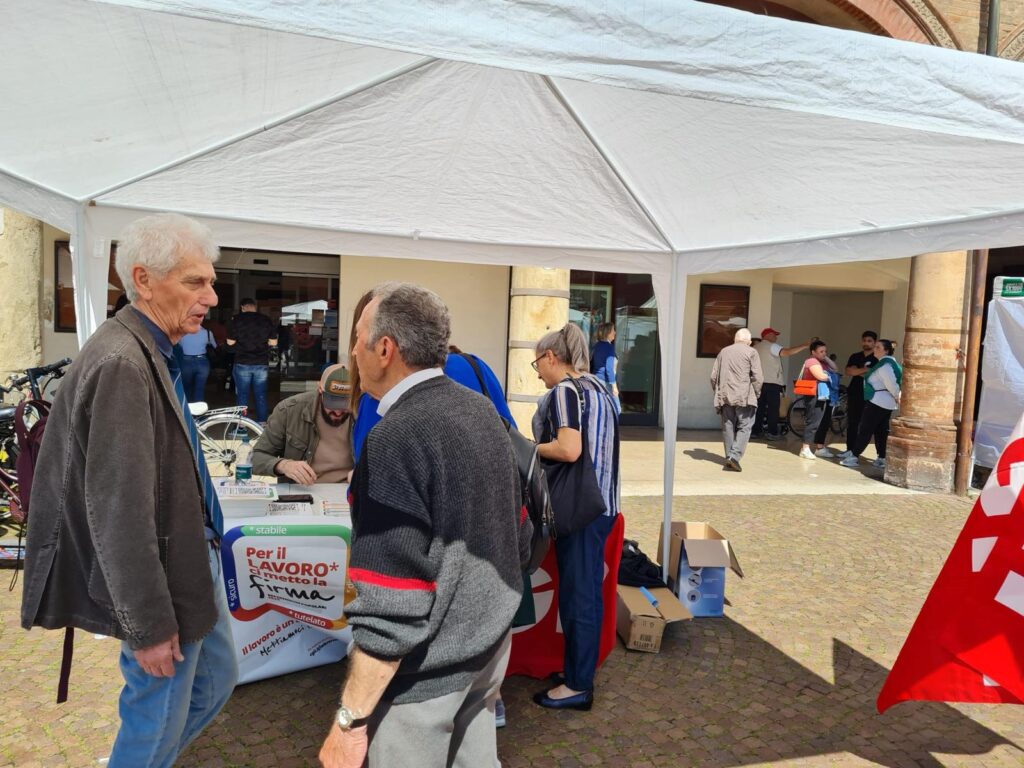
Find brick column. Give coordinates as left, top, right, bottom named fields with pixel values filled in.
left=0, top=208, right=43, bottom=384
left=506, top=267, right=570, bottom=429
left=885, top=250, right=969, bottom=492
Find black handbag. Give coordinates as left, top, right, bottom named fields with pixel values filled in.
left=203, top=330, right=221, bottom=366
left=542, top=377, right=608, bottom=537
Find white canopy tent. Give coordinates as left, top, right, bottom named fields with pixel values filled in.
left=5, top=0, right=1024, bottom=570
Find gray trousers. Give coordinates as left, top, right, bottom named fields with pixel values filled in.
left=368, top=632, right=511, bottom=768
left=720, top=404, right=756, bottom=462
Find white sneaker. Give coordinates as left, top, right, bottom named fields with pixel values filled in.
left=873, top=457, right=886, bottom=468
left=799, top=447, right=816, bottom=460
left=814, top=447, right=835, bottom=458
left=835, top=450, right=853, bottom=459
left=840, top=456, right=860, bottom=468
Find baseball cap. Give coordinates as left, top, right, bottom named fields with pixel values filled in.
left=761, top=327, right=781, bottom=338
left=319, top=364, right=351, bottom=410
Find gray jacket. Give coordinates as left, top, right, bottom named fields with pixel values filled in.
left=252, top=390, right=353, bottom=477
left=710, top=342, right=764, bottom=410
left=21, top=308, right=218, bottom=649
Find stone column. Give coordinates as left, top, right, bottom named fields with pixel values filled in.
left=506, top=267, right=570, bottom=429
left=0, top=208, right=43, bottom=385
left=885, top=250, right=970, bottom=492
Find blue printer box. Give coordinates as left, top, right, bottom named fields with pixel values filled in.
left=657, top=522, right=743, bottom=618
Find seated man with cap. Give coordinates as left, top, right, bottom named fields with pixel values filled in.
left=253, top=364, right=354, bottom=484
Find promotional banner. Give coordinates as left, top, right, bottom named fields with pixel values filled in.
left=877, top=416, right=1024, bottom=712
left=221, top=520, right=354, bottom=684
left=507, top=514, right=624, bottom=679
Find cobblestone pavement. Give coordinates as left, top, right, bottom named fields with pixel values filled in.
left=4, top=493, right=1023, bottom=768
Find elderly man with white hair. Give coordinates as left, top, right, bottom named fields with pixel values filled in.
left=710, top=327, right=764, bottom=472
left=21, top=213, right=237, bottom=767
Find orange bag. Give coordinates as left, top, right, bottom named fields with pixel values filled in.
left=793, top=378, right=817, bottom=396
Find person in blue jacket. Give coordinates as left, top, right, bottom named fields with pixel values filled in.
left=352, top=344, right=515, bottom=461
left=590, top=322, right=620, bottom=413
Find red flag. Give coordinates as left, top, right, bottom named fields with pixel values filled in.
left=877, top=416, right=1024, bottom=712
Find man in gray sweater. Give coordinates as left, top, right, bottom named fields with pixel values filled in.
left=319, top=283, right=531, bottom=768
left=710, top=327, right=764, bottom=472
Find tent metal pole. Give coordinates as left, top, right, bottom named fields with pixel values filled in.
left=954, top=248, right=988, bottom=495
left=953, top=5, right=999, bottom=493
left=83, top=57, right=437, bottom=202
left=660, top=256, right=685, bottom=581
left=987, top=0, right=1001, bottom=55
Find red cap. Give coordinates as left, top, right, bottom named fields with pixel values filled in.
left=761, top=327, right=781, bottom=338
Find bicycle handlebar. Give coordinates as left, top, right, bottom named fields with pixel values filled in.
left=1, top=358, right=72, bottom=397
left=27, top=358, right=72, bottom=378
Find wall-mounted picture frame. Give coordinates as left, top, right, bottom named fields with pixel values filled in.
left=569, top=283, right=613, bottom=343
left=697, top=283, right=750, bottom=358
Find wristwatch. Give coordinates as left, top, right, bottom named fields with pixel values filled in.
left=335, top=704, right=367, bottom=731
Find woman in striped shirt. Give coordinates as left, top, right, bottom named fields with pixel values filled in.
left=531, top=323, right=620, bottom=713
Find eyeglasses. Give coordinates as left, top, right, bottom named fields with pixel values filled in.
left=531, top=352, right=547, bottom=372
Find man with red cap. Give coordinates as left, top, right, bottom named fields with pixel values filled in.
left=753, top=328, right=810, bottom=440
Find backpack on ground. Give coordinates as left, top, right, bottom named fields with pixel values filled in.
left=454, top=353, right=554, bottom=572
left=13, top=398, right=74, bottom=704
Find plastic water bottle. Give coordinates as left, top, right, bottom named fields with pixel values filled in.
left=235, top=432, right=253, bottom=484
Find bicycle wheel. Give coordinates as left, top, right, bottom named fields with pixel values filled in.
left=787, top=399, right=807, bottom=438
left=196, top=414, right=263, bottom=477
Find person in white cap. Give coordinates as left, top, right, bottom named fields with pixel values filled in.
left=252, top=363, right=354, bottom=484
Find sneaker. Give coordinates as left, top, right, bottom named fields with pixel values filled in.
left=873, top=457, right=886, bottom=469
left=835, top=450, right=853, bottom=459
left=814, top=447, right=836, bottom=458
left=495, top=698, right=506, bottom=728
left=799, top=447, right=816, bottom=460
left=726, top=458, right=742, bottom=472
left=764, top=432, right=782, bottom=442
left=840, top=456, right=860, bottom=468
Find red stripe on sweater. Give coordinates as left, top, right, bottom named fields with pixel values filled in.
left=520, top=504, right=528, bottom=525
left=348, top=567, right=436, bottom=592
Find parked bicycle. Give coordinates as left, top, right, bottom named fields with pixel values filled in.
left=0, top=358, right=71, bottom=580
left=0, top=357, right=72, bottom=485
left=785, top=384, right=848, bottom=439
left=191, top=403, right=263, bottom=478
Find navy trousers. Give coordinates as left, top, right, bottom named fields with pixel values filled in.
left=555, top=512, right=615, bottom=692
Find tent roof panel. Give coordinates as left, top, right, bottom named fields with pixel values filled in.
left=0, top=0, right=425, bottom=199
left=557, top=77, right=1024, bottom=254
left=92, top=0, right=1024, bottom=144
left=98, top=61, right=670, bottom=252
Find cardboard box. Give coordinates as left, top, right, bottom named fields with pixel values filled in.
left=616, top=585, right=691, bottom=652
left=657, top=522, right=743, bottom=617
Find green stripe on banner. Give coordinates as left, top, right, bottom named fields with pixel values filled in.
left=240, top=524, right=351, bottom=544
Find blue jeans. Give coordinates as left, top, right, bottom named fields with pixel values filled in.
left=555, top=513, right=615, bottom=692
left=180, top=355, right=210, bottom=403
left=109, top=547, right=237, bottom=768
left=233, top=363, right=269, bottom=422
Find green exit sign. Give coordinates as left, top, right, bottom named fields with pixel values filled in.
left=995, top=276, right=1024, bottom=298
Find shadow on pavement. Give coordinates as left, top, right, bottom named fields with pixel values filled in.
left=499, top=617, right=1019, bottom=767
left=683, top=448, right=728, bottom=467
left=178, top=618, right=1018, bottom=767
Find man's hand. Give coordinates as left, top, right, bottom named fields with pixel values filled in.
left=133, top=634, right=184, bottom=677
left=319, top=723, right=369, bottom=768
left=276, top=459, right=317, bottom=485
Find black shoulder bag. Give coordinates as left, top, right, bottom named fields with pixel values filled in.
left=542, top=377, right=607, bottom=537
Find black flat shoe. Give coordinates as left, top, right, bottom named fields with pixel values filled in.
left=533, top=689, right=594, bottom=711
